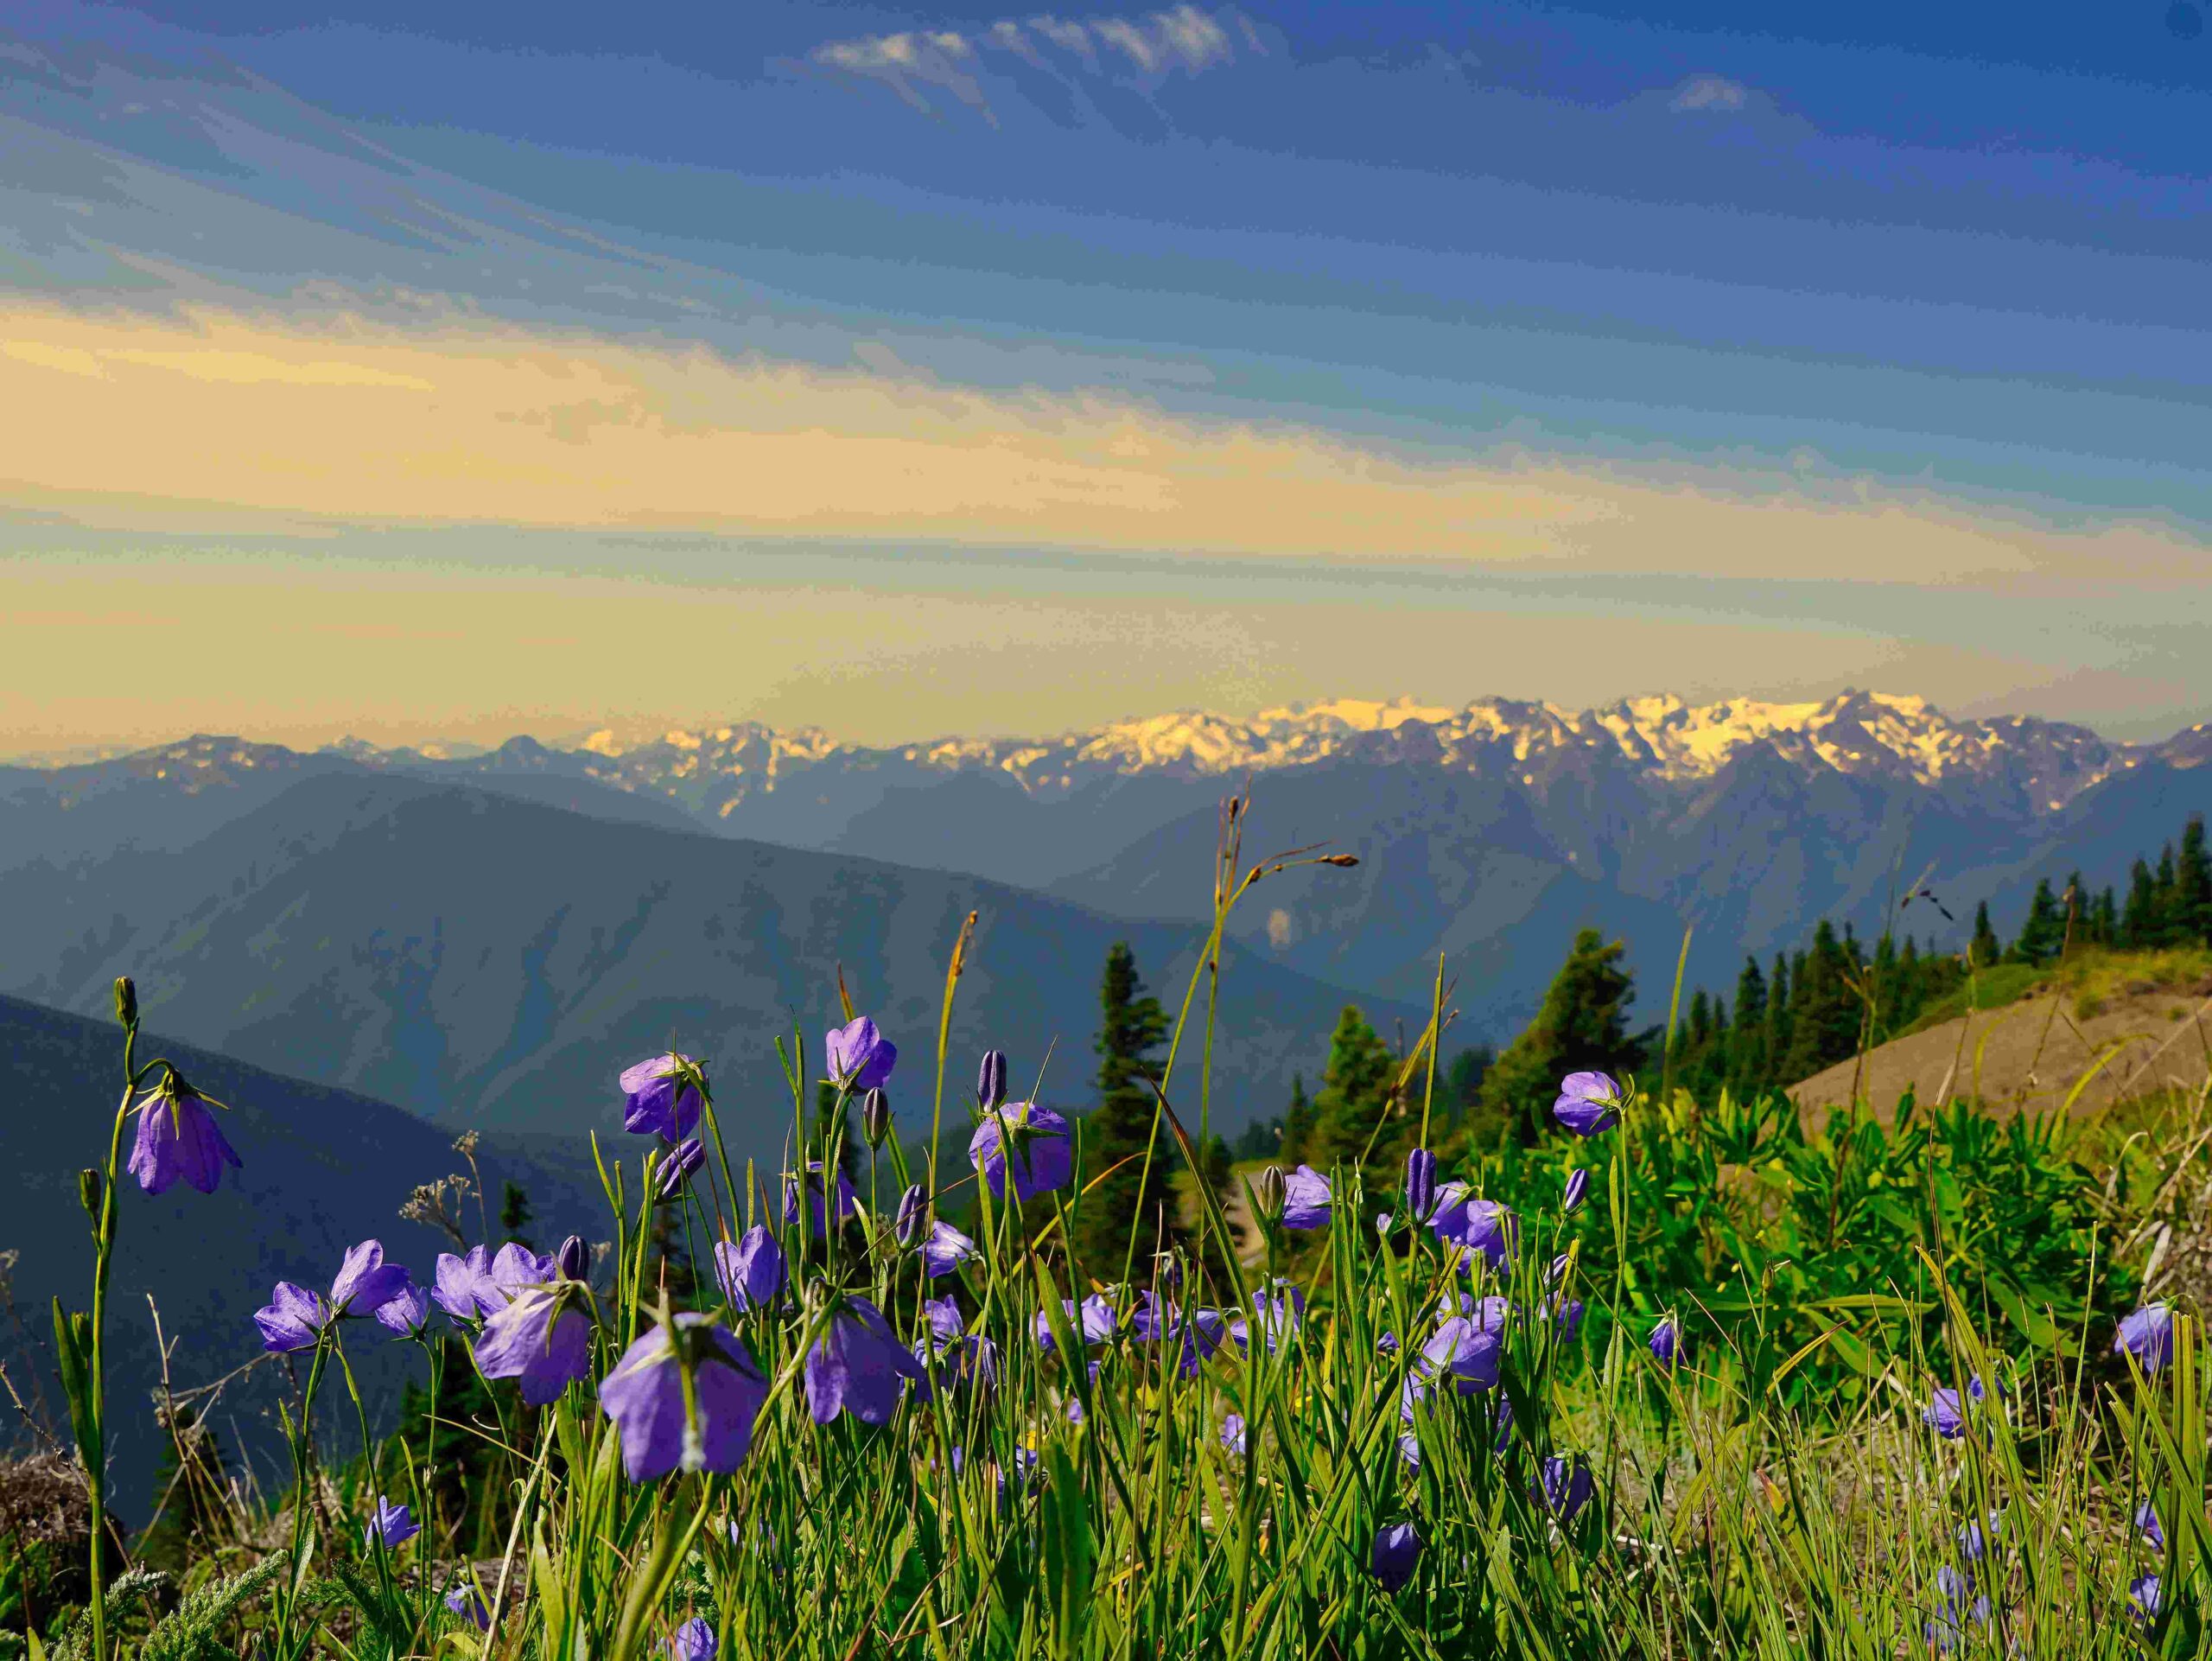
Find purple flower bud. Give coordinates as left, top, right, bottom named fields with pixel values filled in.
left=125, top=1073, right=243, bottom=1197
left=1563, top=1168, right=1589, bottom=1213
left=1649, top=1316, right=1681, bottom=1369
left=713, top=1226, right=785, bottom=1312
left=861, top=1087, right=892, bottom=1149
left=1547, top=1254, right=1571, bottom=1287
left=620, top=1053, right=702, bottom=1141
left=1370, top=1522, right=1421, bottom=1592
left=1404, top=1148, right=1436, bottom=1225
left=893, top=1184, right=926, bottom=1248
left=1552, top=1071, right=1623, bottom=1137
left=1532, top=1454, right=1596, bottom=1523
left=824, top=1017, right=897, bottom=1092
left=976, top=1049, right=1009, bottom=1112
left=2137, top=1499, right=2164, bottom=1550
left=365, top=1494, right=419, bottom=1550
left=598, top=1313, right=769, bottom=1482
left=2115, top=1304, right=2174, bottom=1375
left=921, top=1219, right=980, bottom=1279
left=1253, top=1166, right=1287, bottom=1226
left=556, top=1234, right=590, bottom=1282
left=654, top=1137, right=706, bottom=1199
left=670, top=1617, right=717, bottom=1661
left=968, top=1103, right=1073, bottom=1202
left=1279, top=1164, right=1332, bottom=1231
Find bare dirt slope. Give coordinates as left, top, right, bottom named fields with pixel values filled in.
left=1790, top=983, right=2212, bottom=1118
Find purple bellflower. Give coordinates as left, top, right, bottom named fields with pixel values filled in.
left=1925, top=1564, right=1991, bottom=1652
left=444, top=1585, right=490, bottom=1630
left=254, top=1239, right=413, bottom=1352
left=1036, top=1294, right=1118, bottom=1351
left=969, top=1102, right=1074, bottom=1202
left=1533, top=1454, right=1597, bottom=1524
left=253, top=1283, right=331, bottom=1353
left=804, top=1295, right=925, bottom=1424
left=1370, top=1522, right=1421, bottom=1592
left=1220, top=1413, right=1247, bottom=1454
left=1280, top=1164, right=1332, bottom=1230
left=2130, top=1574, right=2162, bottom=1623
left=1230, top=1279, right=1306, bottom=1355
left=598, top=1312, right=769, bottom=1481
left=2138, top=1499, right=2165, bottom=1550
left=1554, top=1071, right=1623, bottom=1136
left=713, top=1226, right=785, bottom=1313
left=1402, top=1303, right=1506, bottom=1419
left=376, top=1284, right=433, bottom=1340
left=1649, top=1316, right=1681, bottom=1370
left=475, top=1282, right=593, bottom=1405
left=124, top=1072, right=242, bottom=1196
left=824, top=1017, right=897, bottom=1092
left=1431, top=1187, right=1517, bottom=1273
left=921, top=1220, right=980, bottom=1279
left=2115, top=1303, right=2174, bottom=1375
left=670, top=1617, right=717, bottom=1661
left=365, top=1495, right=419, bottom=1550
left=432, top=1246, right=500, bottom=1323
left=1923, top=1377, right=1986, bottom=1441
left=782, top=1163, right=860, bottom=1237
left=620, top=1053, right=703, bottom=1141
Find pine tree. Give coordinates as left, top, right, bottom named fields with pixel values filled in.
left=1440, top=1046, right=1494, bottom=1130
left=1778, top=922, right=1858, bottom=1082
left=499, top=1181, right=536, bottom=1251
left=1073, top=942, right=1181, bottom=1277
left=1763, top=952, right=1792, bottom=1089
left=1727, top=956, right=1768, bottom=1099
left=2152, top=845, right=2183, bottom=947
left=2094, top=886, right=2119, bottom=947
left=1968, top=901, right=2002, bottom=971
left=1279, top=1072, right=1314, bottom=1164
left=2121, top=858, right=2158, bottom=948
left=2178, top=816, right=2212, bottom=945
left=1478, top=930, right=1644, bottom=1145
left=1306, top=1006, right=1398, bottom=1175
left=2008, top=879, right=2066, bottom=967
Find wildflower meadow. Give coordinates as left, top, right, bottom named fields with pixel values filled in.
left=16, top=817, right=2212, bottom=1660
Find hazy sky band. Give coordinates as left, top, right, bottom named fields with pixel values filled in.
left=2, top=0, right=2207, bottom=752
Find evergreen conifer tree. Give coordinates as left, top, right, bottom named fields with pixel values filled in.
left=2178, top=816, right=2212, bottom=944
left=1073, top=942, right=1182, bottom=1276
left=1279, top=1072, right=1314, bottom=1164
left=1728, top=955, right=1768, bottom=1099
left=2121, top=858, right=2158, bottom=948
left=2008, top=879, right=2066, bottom=967
left=1478, top=930, right=1643, bottom=1144
left=1968, top=901, right=2002, bottom=971
left=1763, top=952, right=1792, bottom=1087
left=1306, top=1006, right=1399, bottom=1175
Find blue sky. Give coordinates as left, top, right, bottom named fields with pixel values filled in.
left=2, top=0, right=2208, bottom=752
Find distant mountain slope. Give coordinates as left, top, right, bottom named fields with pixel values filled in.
left=0, top=774, right=1417, bottom=1152
left=0, top=995, right=605, bottom=1512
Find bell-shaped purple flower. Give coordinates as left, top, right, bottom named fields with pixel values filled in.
left=365, top=1495, right=419, bottom=1550
left=670, top=1617, right=717, bottom=1661
left=488, top=1242, right=557, bottom=1300
left=2139, top=1499, right=2165, bottom=1550
left=1279, top=1165, right=1332, bottom=1231
left=782, top=1163, right=860, bottom=1237
left=1402, top=1302, right=1506, bottom=1418
left=1923, top=1377, right=1986, bottom=1440
left=329, top=1241, right=412, bottom=1316
left=598, top=1312, right=768, bottom=1481
left=922, top=1294, right=964, bottom=1343
left=1533, top=1454, right=1596, bottom=1523
left=655, top=1138, right=707, bottom=1199
left=432, top=1246, right=500, bottom=1322
left=1553, top=1071, right=1623, bottom=1136
left=804, top=1295, right=925, bottom=1424
left=1925, top=1564, right=1991, bottom=1651
left=620, top=1053, right=703, bottom=1141
left=124, top=1074, right=243, bottom=1197
left=968, top=1103, right=1073, bottom=1203
left=475, top=1283, right=594, bottom=1405
left=377, top=1284, right=433, bottom=1340
left=1432, top=1187, right=1517, bottom=1273
left=1230, top=1279, right=1306, bottom=1355
left=712, top=1226, right=785, bottom=1313
left=913, top=1317, right=999, bottom=1400
left=1563, top=1168, right=1589, bottom=1213
left=1170, top=1308, right=1228, bottom=1378
left=921, top=1220, right=980, bottom=1279
left=1403, top=1149, right=1437, bottom=1225
left=444, top=1585, right=490, bottom=1630
left=2115, top=1304, right=2174, bottom=1376
left=824, top=1017, right=897, bottom=1092
left=1035, top=1294, right=1118, bottom=1352
left=254, top=1282, right=332, bottom=1353
left=976, top=1049, right=1009, bottom=1112
left=1545, top=1295, right=1586, bottom=1343
left=1220, top=1413, right=1247, bottom=1454
left=1396, top=1431, right=1421, bottom=1469
left=894, top=1184, right=926, bottom=1248
left=2130, top=1574, right=2162, bottom=1623
left=1958, top=1510, right=2002, bottom=1562
left=1370, top=1522, right=1421, bottom=1592
left=1649, top=1316, right=1681, bottom=1370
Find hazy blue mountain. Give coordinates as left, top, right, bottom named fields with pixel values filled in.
left=0, top=774, right=1421, bottom=1155
left=0, top=994, right=605, bottom=1513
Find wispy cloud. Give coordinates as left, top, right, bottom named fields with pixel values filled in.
left=2, top=295, right=2202, bottom=592
left=809, top=6, right=1253, bottom=117
left=1669, top=73, right=1752, bottom=114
